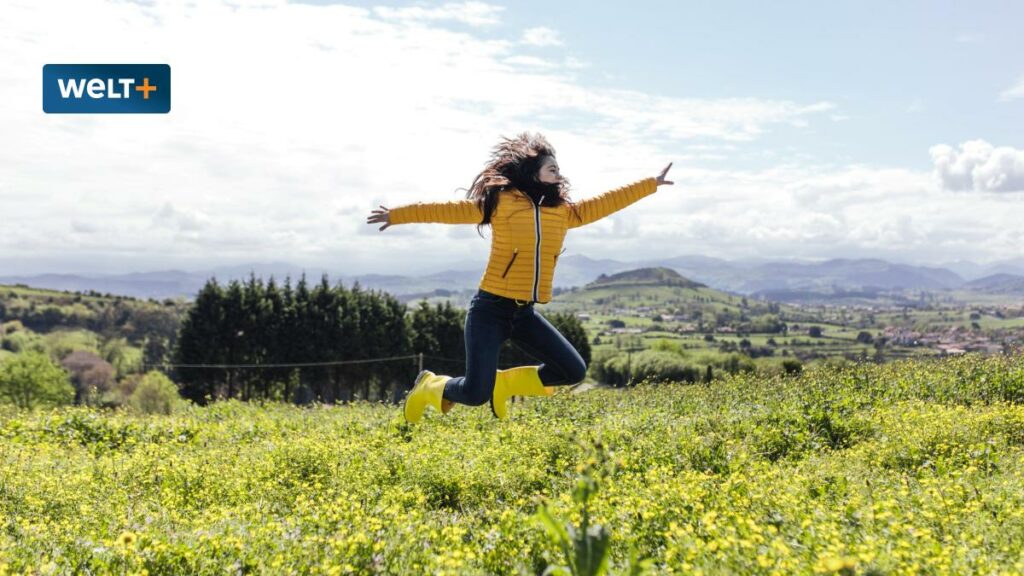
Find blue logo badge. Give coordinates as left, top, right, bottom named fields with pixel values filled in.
left=43, top=64, right=171, bottom=114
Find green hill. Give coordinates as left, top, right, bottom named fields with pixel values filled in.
left=588, top=266, right=706, bottom=288
left=546, top=267, right=944, bottom=372
left=549, top=266, right=801, bottom=321
left=1, top=283, right=187, bottom=379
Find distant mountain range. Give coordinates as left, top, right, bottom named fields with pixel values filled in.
left=1, top=255, right=1023, bottom=302
left=960, top=273, right=1024, bottom=294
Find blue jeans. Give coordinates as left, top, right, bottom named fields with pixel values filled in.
left=442, top=288, right=588, bottom=406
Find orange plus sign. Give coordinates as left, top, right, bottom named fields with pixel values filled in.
left=134, top=77, right=157, bottom=99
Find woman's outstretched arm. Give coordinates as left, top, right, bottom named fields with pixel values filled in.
left=567, top=163, right=674, bottom=229
left=366, top=199, right=483, bottom=231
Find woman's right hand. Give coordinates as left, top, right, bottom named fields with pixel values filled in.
left=367, top=205, right=392, bottom=231
left=655, top=162, right=674, bottom=187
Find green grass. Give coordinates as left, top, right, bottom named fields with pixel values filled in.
left=2, top=352, right=1024, bottom=574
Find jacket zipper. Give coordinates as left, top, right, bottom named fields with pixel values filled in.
left=532, top=195, right=544, bottom=301
left=502, top=248, right=519, bottom=278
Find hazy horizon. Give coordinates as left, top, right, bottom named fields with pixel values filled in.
left=2, top=252, right=1022, bottom=282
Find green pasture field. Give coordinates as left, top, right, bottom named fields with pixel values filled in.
left=3, top=352, right=1024, bottom=574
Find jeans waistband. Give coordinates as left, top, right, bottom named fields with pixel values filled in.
left=478, top=288, right=534, bottom=307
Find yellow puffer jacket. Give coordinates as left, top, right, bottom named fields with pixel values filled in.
left=388, top=177, right=658, bottom=304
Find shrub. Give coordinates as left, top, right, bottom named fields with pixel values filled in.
left=782, top=359, right=804, bottom=375
left=128, top=371, right=184, bottom=415
left=632, top=351, right=701, bottom=385
left=0, top=351, right=74, bottom=409
left=651, top=338, right=684, bottom=356
left=718, top=352, right=757, bottom=375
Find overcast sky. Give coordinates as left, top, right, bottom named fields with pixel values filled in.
left=2, top=0, right=1023, bottom=277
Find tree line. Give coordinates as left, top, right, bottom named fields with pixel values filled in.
left=172, top=274, right=590, bottom=405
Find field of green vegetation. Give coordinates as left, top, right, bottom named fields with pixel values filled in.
left=5, top=276, right=1021, bottom=400
left=545, top=272, right=1023, bottom=375
left=3, top=352, right=1024, bottom=574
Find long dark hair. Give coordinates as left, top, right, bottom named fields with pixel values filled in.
left=457, top=132, right=582, bottom=238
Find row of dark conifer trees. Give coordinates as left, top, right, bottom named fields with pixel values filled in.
left=171, top=274, right=590, bottom=405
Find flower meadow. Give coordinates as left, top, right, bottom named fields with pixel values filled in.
left=2, top=353, right=1024, bottom=575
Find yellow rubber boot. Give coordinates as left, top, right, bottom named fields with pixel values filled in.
left=490, top=365, right=554, bottom=419
left=404, top=370, right=452, bottom=423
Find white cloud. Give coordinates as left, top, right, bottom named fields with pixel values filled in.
left=565, top=158, right=1021, bottom=266
left=998, top=74, right=1024, bottom=101
left=71, top=220, right=99, bottom=234
left=372, top=1, right=503, bottom=27
left=503, top=55, right=558, bottom=69
left=154, top=202, right=210, bottom=232
left=930, top=140, right=1024, bottom=193
left=520, top=26, right=562, bottom=47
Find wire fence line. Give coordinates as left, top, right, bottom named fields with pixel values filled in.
left=142, top=353, right=465, bottom=370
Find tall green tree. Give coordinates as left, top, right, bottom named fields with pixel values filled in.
left=327, top=281, right=362, bottom=403
left=241, top=272, right=270, bottom=400
left=221, top=279, right=247, bottom=399
left=376, top=292, right=412, bottom=402
left=173, top=278, right=224, bottom=404
left=263, top=276, right=289, bottom=400
left=351, top=283, right=388, bottom=401
left=291, top=274, right=316, bottom=393
left=308, top=274, right=339, bottom=401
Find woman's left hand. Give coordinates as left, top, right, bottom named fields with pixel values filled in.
left=656, top=162, right=674, bottom=186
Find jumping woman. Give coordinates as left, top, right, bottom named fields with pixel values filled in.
left=366, top=132, right=674, bottom=423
